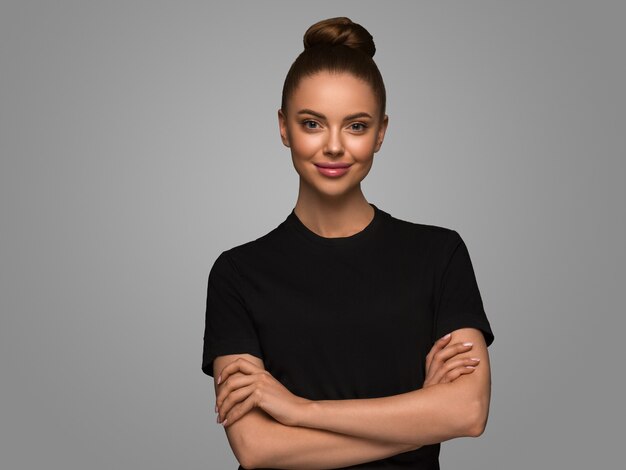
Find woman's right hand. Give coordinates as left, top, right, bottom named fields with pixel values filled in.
left=422, top=333, right=481, bottom=388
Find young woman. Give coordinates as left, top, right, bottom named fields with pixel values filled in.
left=202, top=16, right=494, bottom=470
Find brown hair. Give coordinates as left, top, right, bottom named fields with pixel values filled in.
left=280, top=17, right=386, bottom=121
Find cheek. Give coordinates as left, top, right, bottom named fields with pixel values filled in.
left=346, top=135, right=377, bottom=159
left=290, top=131, right=322, bottom=157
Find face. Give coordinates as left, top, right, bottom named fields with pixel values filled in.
left=278, top=71, right=388, bottom=199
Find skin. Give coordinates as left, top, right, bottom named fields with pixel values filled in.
left=215, top=334, right=480, bottom=427
left=210, top=71, right=493, bottom=469
left=278, top=71, right=389, bottom=237
left=213, top=334, right=483, bottom=469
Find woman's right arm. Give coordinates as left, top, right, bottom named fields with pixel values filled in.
left=229, top=405, right=419, bottom=470
left=213, top=354, right=419, bottom=469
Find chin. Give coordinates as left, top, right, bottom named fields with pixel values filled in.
left=313, top=180, right=359, bottom=198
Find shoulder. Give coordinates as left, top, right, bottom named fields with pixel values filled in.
left=383, top=209, right=462, bottom=250
left=377, top=210, right=474, bottom=276
left=214, top=216, right=290, bottom=272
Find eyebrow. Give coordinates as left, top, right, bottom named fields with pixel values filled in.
left=296, top=108, right=373, bottom=121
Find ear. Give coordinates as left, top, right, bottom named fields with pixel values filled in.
left=374, top=114, right=389, bottom=153
left=278, top=108, right=290, bottom=148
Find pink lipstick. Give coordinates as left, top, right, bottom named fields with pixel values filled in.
left=314, top=162, right=352, bottom=177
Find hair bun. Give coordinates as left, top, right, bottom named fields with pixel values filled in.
left=303, top=17, right=376, bottom=58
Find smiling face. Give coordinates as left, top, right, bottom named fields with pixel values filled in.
left=278, top=71, right=388, bottom=200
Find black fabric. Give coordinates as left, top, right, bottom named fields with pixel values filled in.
left=202, top=203, right=494, bottom=469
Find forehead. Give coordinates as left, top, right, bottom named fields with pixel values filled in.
left=290, top=71, right=377, bottom=115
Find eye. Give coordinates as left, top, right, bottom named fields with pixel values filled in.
left=350, top=122, right=368, bottom=132
left=301, top=120, right=320, bottom=130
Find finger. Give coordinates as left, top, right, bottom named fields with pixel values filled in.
left=218, top=357, right=266, bottom=386
left=216, top=372, right=257, bottom=411
left=222, top=393, right=258, bottom=428
left=443, top=366, right=476, bottom=383
left=432, top=341, right=474, bottom=366
left=217, top=357, right=257, bottom=386
left=442, top=356, right=481, bottom=372
left=425, top=333, right=452, bottom=372
left=432, top=357, right=480, bottom=384
left=443, top=365, right=477, bottom=383
left=218, top=382, right=257, bottom=424
left=425, top=341, right=473, bottom=381
left=428, top=346, right=477, bottom=384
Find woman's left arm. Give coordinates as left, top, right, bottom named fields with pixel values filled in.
left=299, top=327, right=491, bottom=446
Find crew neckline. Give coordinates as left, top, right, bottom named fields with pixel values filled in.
left=285, top=203, right=384, bottom=246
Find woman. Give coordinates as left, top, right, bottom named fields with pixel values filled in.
left=202, top=16, right=494, bottom=469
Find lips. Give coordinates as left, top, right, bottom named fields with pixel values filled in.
left=314, top=162, right=352, bottom=168
left=315, top=163, right=351, bottom=177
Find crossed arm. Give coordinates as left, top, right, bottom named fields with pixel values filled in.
left=212, top=327, right=491, bottom=469
left=222, top=407, right=421, bottom=469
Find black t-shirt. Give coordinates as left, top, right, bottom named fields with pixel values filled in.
left=202, top=203, right=494, bottom=469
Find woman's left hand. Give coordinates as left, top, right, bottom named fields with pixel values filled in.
left=215, top=357, right=311, bottom=428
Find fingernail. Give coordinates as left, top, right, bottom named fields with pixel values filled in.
left=222, top=419, right=228, bottom=426
left=215, top=404, right=218, bottom=413
left=443, top=333, right=451, bottom=339
left=217, top=375, right=222, bottom=384
left=471, top=357, right=480, bottom=362
left=216, top=414, right=220, bottom=423
left=466, top=365, right=476, bottom=369
left=463, top=342, right=473, bottom=346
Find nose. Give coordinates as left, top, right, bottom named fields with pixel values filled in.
left=323, top=127, right=345, bottom=157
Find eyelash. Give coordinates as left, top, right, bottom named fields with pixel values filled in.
left=301, top=120, right=368, bottom=132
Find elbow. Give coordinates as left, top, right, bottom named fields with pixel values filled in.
left=226, top=409, right=274, bottom=469
left=235, top=433, right=261, bottom=469
left=226, top=427, right=262, bottom=469
left=239, top=457, right=257, bottom=470
left=237, top=451, right=256, bottom=470
left=464, top=399, right=489, bottom=438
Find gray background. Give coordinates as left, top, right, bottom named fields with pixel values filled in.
left=1, top=0, right=624, bottom=468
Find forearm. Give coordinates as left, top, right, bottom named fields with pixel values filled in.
left=297, top=382, right=484, bottom=446
left=290, top=328, right=490, bottom=447
left=233, top=409, right=421, bottom=469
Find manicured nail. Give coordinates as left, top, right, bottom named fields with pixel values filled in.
left=470, top=358, right=480, bottom=362
left=217, top=374, right=222, bottom=384
left=222, top=419, right=228, bottom=426
left=443, top=333, right=451, bottom=339
left=463, top=342, right=473, bottom=346
left=466, top=366, right=476, bottom=369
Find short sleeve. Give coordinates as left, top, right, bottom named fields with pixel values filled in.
left=201, top=250, right=264, bottom=377
left=433, top=230, right=494, bottom=347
